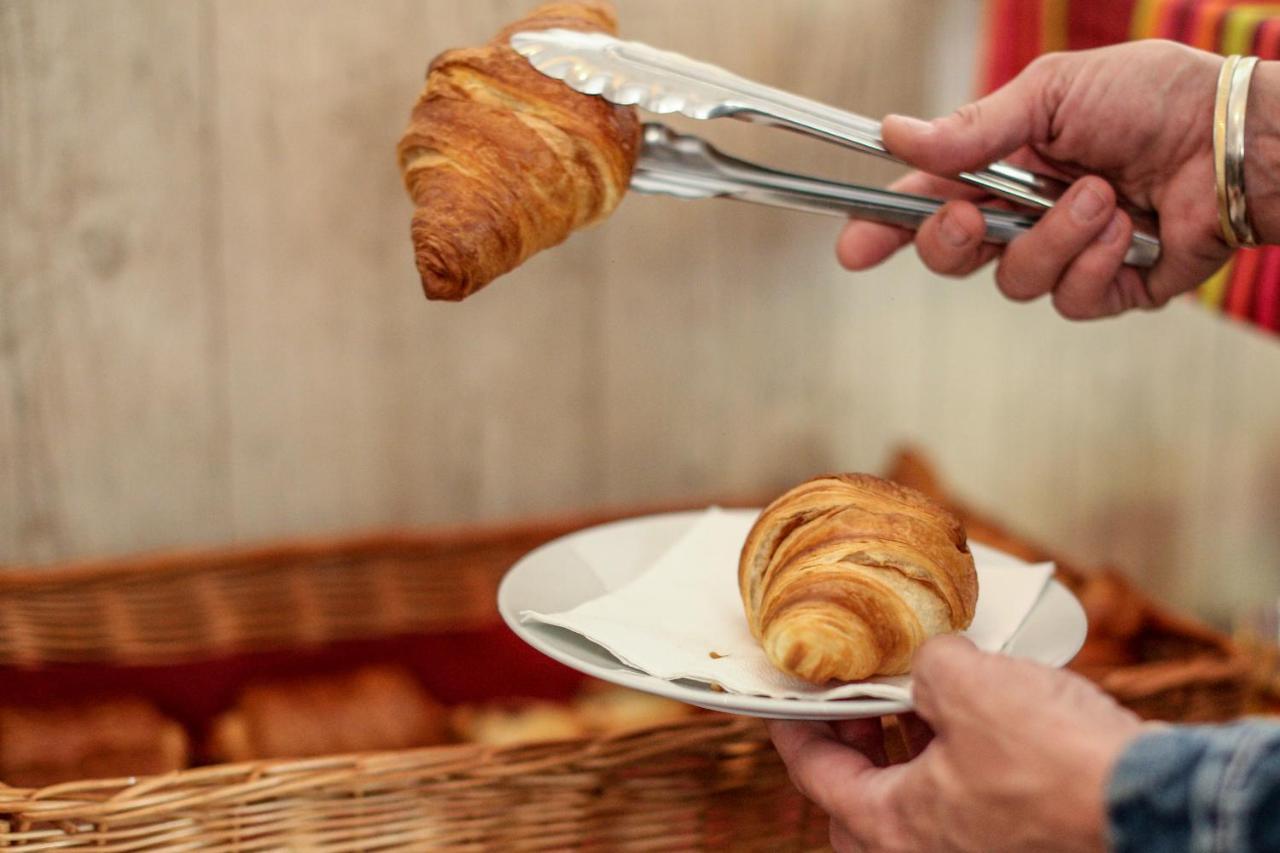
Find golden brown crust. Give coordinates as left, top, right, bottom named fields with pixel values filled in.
left=206, top=666, right=450, bottom=762
left=739, top=473, right=978, bottom=683
left=397, top=2, right=640, bottom=300
left=0, top=698, right=189, bottom=787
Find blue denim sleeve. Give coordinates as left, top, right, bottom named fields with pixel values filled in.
left=1107, top=721, right=1280, bottom=853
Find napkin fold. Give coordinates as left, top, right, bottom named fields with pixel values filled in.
left=522, top=507, right=1054, bottom=702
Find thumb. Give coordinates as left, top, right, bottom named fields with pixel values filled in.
left=907, top=634, right=987, bottom=734
left=882, top=57, right=1058, bottom=176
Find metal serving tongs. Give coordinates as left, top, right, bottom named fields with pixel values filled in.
left=510, top=29, right=1161, bottom=268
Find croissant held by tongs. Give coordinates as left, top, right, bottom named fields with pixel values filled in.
left=397, top=2, right=640, bottom=301
left=396, top=1, right=1160, bottom=302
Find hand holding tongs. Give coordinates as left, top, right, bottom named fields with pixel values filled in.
left=510, top=29, right=1161, bottom=268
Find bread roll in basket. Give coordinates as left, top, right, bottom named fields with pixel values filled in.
left=739, top=474, right=979, bottom=683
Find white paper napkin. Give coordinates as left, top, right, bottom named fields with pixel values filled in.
left=521, top=507, right=1054, bottom=701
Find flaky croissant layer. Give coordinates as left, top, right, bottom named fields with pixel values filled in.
left=739, top=474, right=979, bottom=683
left=397, top=2, right=640, bottom=301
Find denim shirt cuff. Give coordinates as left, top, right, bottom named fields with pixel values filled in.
left=1106, top=721, right=1280, bottom=853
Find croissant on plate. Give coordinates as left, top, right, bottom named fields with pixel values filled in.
left=739, top=474, right=979, bottom=683
left=397, top=1, right=641, bottom=301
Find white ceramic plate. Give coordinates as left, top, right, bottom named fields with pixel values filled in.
left=498, top=510, right=1087, bottom=720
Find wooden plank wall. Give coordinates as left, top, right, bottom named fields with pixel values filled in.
left=2, top=0, right=1279, bottom=625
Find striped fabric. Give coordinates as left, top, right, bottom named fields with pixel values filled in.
left=982, top=0, right=1280, bottom=332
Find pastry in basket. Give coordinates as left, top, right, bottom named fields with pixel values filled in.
left=572, top=682, right=693, bottom=732
left=207, top=665, right=449, bottom=762
left=451, top=700, right=588, bottom=745
left=396, top=1, right=641, bottom=301
left=0, top=697, right=189, bottom=788
left=739, top=473, right=979, bottom=683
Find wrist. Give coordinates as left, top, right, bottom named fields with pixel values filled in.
left=1073, top=723, right=1142, bottom=852
left=1244, top=61, right=1280, bottom=244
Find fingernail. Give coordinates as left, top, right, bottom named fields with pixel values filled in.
left=938, top=210, right=971, bottom=248
left=1099, top=212, right=1125, bottom=244
left=887, top=114, right=934, bottom=136
left=1071, top=185, right=1107, bottom=222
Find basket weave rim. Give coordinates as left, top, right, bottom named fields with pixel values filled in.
left=0, top=498, right=761, bottom=590
left=1097, top=654, right=1253, bottom=698
left=0, top=716, right=762, bottom=820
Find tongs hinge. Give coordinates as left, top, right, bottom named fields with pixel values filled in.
left=634, top=124, right=1158, bottom=268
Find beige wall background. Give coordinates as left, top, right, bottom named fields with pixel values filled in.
left=3, top=0, right=1279, bottom=625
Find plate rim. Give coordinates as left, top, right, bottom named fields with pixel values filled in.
left=498, top=509, right=1087, bottom=720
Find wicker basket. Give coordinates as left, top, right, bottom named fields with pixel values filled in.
left=0, top=455, right=1263, bottom=849
left=0, top=508, right=826, bottom=851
